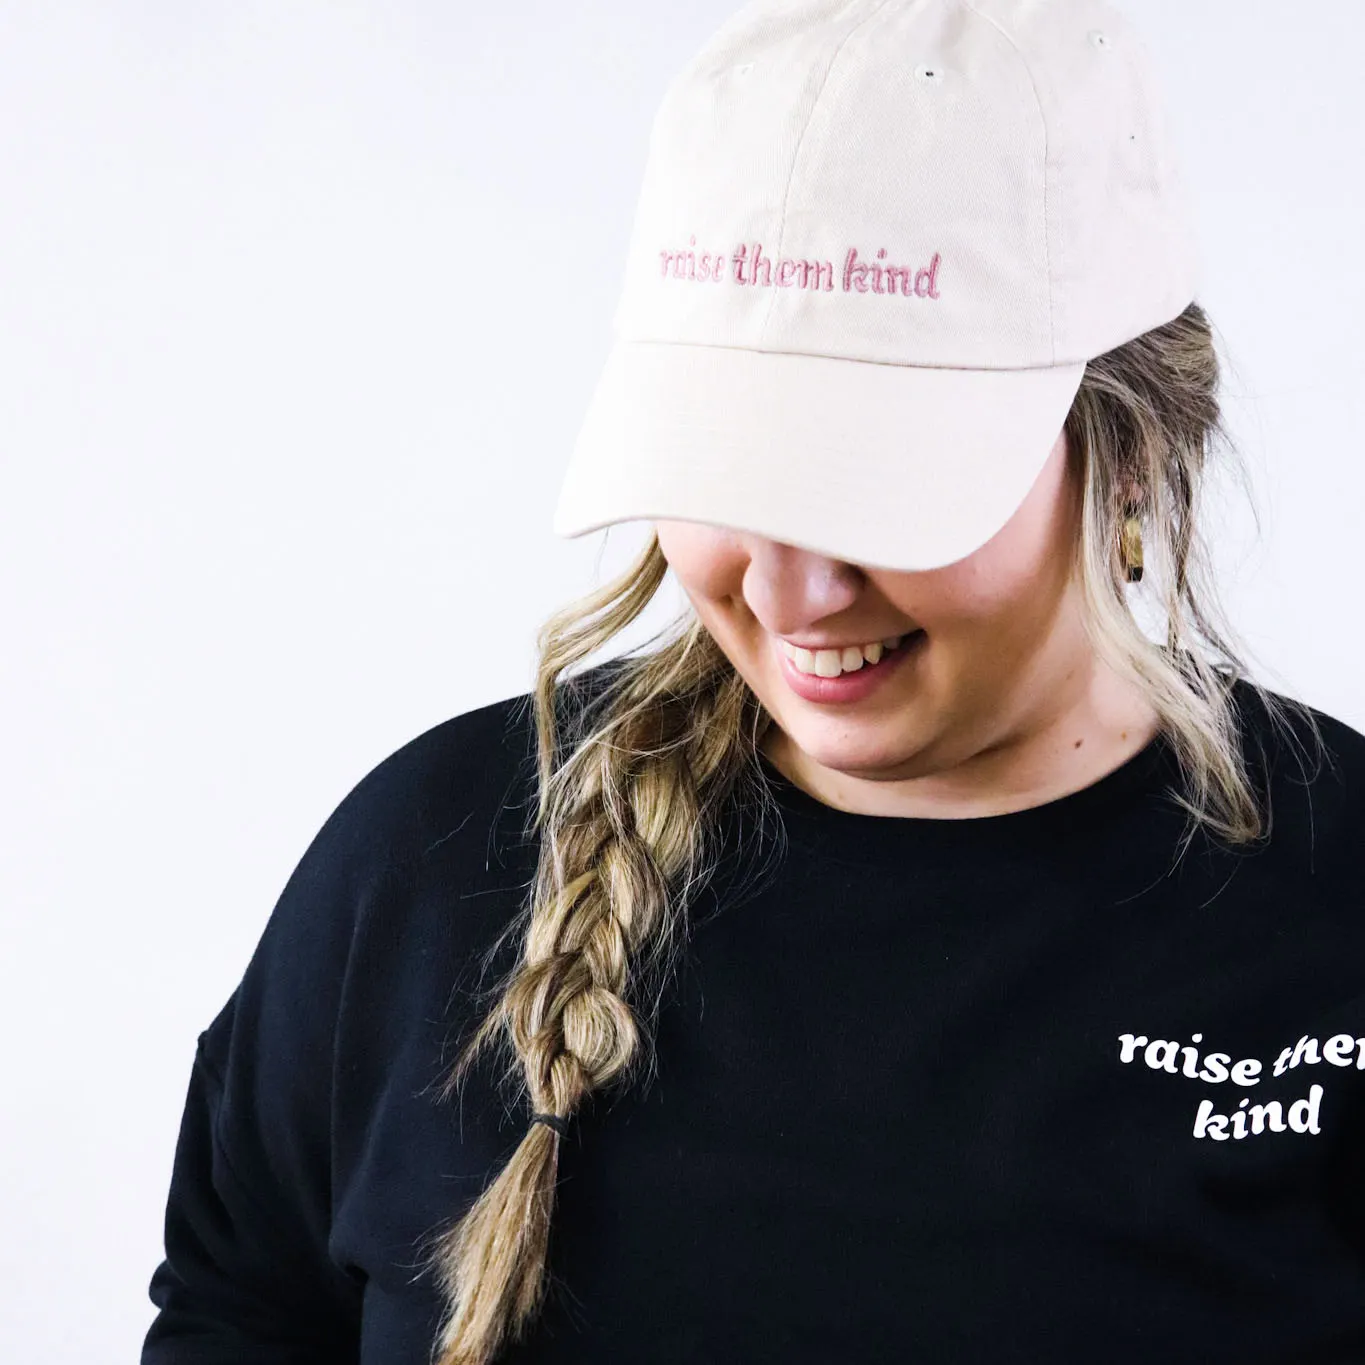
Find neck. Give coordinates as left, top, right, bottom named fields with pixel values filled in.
left=759, top=648, right=1163, bottom=822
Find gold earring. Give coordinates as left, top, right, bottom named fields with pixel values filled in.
left=1119, top=506, right=1143, bottom=583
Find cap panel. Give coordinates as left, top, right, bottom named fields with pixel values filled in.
left=966, top=0, right=1200, bottom=359
left=613, top=0, right=1055, bottom=369
left=611, top=0, right=875, bottom=351
left=757, top=0, right=1052, bottom=366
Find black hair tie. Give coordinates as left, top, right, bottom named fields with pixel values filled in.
left=529, top=1110, right=570, bottom=1139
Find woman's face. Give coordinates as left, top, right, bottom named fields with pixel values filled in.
left=655, top=427, right=1145, bottom=812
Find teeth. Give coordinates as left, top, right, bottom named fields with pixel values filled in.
left=781, top=635, right=906, bottom=677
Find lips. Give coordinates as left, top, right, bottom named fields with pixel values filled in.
left=774, top=628, right=925, bottom=704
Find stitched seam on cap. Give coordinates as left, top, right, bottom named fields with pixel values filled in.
left=956, top=0, right=1054, bottom=363
left=758, top=0, right=900, bottom=343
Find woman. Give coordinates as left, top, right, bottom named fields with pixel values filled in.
left=143, top=2, right=1365, bottom=1363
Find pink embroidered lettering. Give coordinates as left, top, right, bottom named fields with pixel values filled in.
left=657, top=236, right=942, bottom=299
left=752, top=242, right=773, bottom=286
left=870, top=248, right=888, bottom=295
left=660, top=235, right=727, bottom=283
left=843, top=246, right=868, bottom=293
left=916, top=252, right=943, bottom=298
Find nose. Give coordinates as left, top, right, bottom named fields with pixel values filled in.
left=741, top=537, right=867, bottom=632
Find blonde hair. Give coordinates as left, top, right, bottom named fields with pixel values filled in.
left=417, top=300, right=1328, bottom=1364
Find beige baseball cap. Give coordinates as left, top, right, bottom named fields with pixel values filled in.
left=552, top=0, right=1200, bottom=573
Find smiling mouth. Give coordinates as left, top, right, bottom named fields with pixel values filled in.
left=778, top=630, right=926, bottom=678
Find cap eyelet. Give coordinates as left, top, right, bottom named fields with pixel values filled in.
left=1089, top=29, right=1111, bottom=50
left=733, top=61, right=754, bottom=76
left=914, top=63, right=945, bottom=84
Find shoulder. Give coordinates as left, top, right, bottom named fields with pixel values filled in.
left=316, top=659, right=628, bottom=882
left=1227, top=673, right=1365, bottom=870
left=1230, top=672, right=1365, bottom=790
left=199, top=667, right=624, bottom=1060
left=335, top=688, right=536, bottom=856
left=191, top=659, right=631, bottom=1164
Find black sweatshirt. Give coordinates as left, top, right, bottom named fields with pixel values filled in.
left=142, top=665, right=1365, bottom=1363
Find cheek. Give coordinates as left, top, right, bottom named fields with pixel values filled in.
left=655, top=524, right=744, bottom=600
left=919, top=555, right=1040, bottom=629
left=917, top=438, right=1075, bottom=633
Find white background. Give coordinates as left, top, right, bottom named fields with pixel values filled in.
left=2, top=2, right=1362, bottom=1358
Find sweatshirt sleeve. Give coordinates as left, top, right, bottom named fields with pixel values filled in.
left=140, top=755, right=404, bottom=1363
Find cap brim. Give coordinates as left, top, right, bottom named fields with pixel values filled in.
left=553, top=339, right=1086, bottom=573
